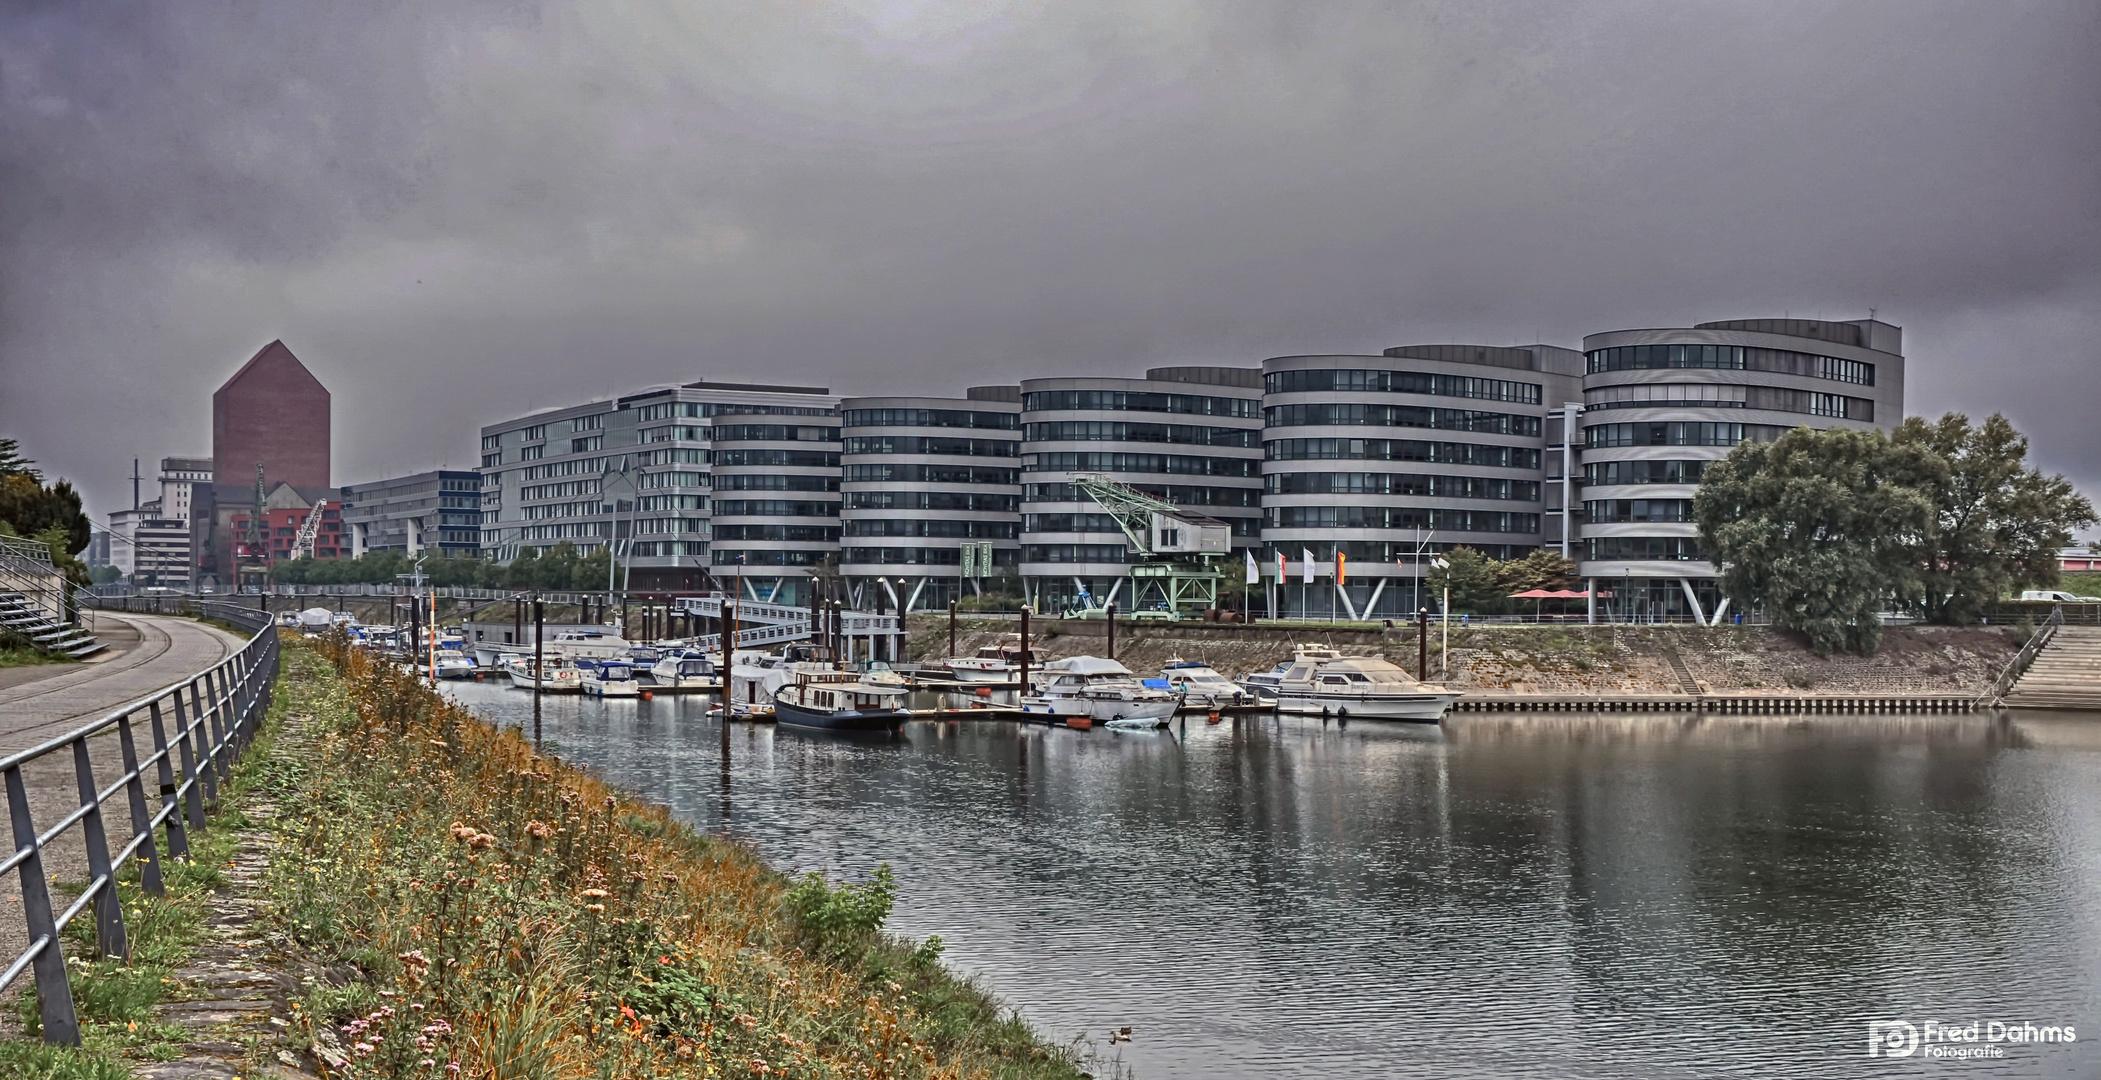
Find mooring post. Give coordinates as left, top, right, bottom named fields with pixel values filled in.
left=1019, top=609, right=1031, bottom=710
left=1418, top=607, right=1429, bottom=680
left=1106, top=603, right=1116, bottom=661
left=948, top=600, right=957, bottom=660
left=532, top=595, right=544, bottom=746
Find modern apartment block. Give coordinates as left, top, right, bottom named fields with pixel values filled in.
left=1575, top=318, right=1905, bottom=621
left=1259, top=344, right=1584, bottom=619
left=339, top=470, right=483, bottom=558
left=839, top=388, right=1022, bottom=612
left=477, top=380, right=837, bottom=595
left=1017, top=367, right=1264, bottom=615
left=107, top=505, right=193, bottom=586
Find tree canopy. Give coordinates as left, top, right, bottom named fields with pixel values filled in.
left=1426, top=547, right=1580, bottom=614
left=0, top=436, right=90, bottom=566
left=269, top=541, right=618, bottom=592
left=1693, top=413, right=2094, bottom=654
left=1885, top=413, right=2097, bottom=624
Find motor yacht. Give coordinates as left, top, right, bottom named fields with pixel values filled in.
left=1272, top=651, right=1460, bottom=722
left=1236, top=645, right=1344, bottom=701
left=649, top=650, right=720, bottom=689
left=942, top=635, right=1038, bottom=684
left=1160, top=658, right=1247, bottom=706
left=432, top=649, right=477, bottom=679
left=772, top=670, right=910, bottom=733
left=1020, top=656, right=1178, bottom=724
left=506, top=656, right=584, bottom=693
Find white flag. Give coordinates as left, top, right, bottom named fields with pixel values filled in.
left=1244, top=549, right=1259, bottom=585
left=1301, top=548, right=1315, bottom=585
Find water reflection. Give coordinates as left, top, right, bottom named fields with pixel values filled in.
left=442, top=682, right=2101, bottom=1079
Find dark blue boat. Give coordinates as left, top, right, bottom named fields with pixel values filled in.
left=772, top=671, right=911, bottom=733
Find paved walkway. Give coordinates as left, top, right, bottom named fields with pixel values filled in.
left=0, top=613, right=250, bottom=1026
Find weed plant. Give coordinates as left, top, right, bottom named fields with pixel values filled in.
left=276, top=640, right=1086, bottom=1079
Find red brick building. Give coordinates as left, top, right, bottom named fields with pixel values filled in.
left=197, top=340, right=333, bottom=587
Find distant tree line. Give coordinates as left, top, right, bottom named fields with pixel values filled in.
left=270, top=541, right=620, bottom=592
left=1695, top=413, right=2095, bottom=655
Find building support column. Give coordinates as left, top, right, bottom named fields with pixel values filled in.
left=1363, top=578, right=1388, bottom=620
left=1710, top=596, right=1732, bottom=627
left=1335, top=583, right=1360, bottom=621
left=1677, top=578, right=1707, bottom=624
left=904, top=577, right=927, bottom=614
left=1587, top=578, right=1596, bottom=625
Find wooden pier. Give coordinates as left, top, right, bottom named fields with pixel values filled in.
left=1448, top=693, right=1979, bottom=714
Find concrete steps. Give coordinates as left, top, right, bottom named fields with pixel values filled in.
left=0, top=589, right=105, bottom=659
left=2001, top=627, right=2101, bottom=711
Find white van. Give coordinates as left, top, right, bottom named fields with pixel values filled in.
left=2020, top=590, right=2101, bottom=602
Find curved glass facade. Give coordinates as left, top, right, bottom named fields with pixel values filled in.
left=839, top=392, right=1021, bottom=611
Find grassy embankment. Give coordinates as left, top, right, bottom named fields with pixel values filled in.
left=274, top=637, right=1089, bottom=1079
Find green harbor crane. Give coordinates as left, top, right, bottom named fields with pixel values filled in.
left=1069, top=473, right=1231, bottom=620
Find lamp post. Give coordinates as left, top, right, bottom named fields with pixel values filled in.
left=1429, top=556, right=1450, bottom=679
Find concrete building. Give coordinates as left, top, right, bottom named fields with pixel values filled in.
left=108, top=503, right=194, bottom=586
left=1018, top=367, right=1264, bottom=615
left=478, top=380, right=837, bottom=594
left=839, top=388, right=1022, bottom=612
left=1259, top=344, right=1583, bottom=619
left=157, top=457, right=212, bottom=524
left=708, top=409, right=842, bottom=607
left=198, top=341, right=331, bottom=588
left=1575, top=318, right=1905, bottom=621
left=340, top=470, right=482, bottom=558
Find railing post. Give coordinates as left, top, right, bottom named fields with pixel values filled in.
left=5, top=764, right=80, bottom=1046
left=203, top=668, right=232, bottom=787
left=184, top=679, right=216, bottom=814
left=71, top=740, right=127, bottom=959
left=117, top=714, right=166, bottom=896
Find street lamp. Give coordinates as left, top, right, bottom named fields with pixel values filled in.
left=1429, top=556, right=1450, bottom=679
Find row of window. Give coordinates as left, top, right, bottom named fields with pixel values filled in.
left=1024, top=452, right=1260, bottom=478
left=841, top=435, right=1020, bottom=457
left=1584, top=499, right=1694, bottom=523
left=1263, top=507, right=1542, bottom=533
left=1020, top=422, right=1258, bottom=448
left=843, top=491, right=1021, bottom=513
left=710, top=424, right=838, bottom=443
left=636, top=471, right=706, bottom=489
left=1263, top=473, right=1542, bottom=501
left=1264, top=403, right=1544, bottom=437
left=842, top=546, right=1016, bottom=566
left=711, top=524, right=842, bottom=543
left=1263, top=369, right=1543, bottom=404
left=1022, top=482, right=1261, bottom=509
left=1021, top=390, right=1261, bottom=419
left=1584, top=422, right=1790, bottom=448
left=520, top=499, right=603, bottom=521
left=1264, top=439, right=1544, bottom=470
left=1586, top=537, right=1705, bottom=561
left=1584, top=383, right=1873, bottom=420
left=712, top=449, right=840, bottom=469
left=843, top=519, right=1018, bottom=539
left=711, top=548, right=835, bottom=567
left=638, top=494, right=708, bottom=511
left=840, top=408, right=1019, bottom=431
left=642, top=426, right=709, bottom=443
left=716, top=473, right=836, bottom=492
left=1584, top=460, right=1708, bottom=486
left=630, top=541, right=707, bottom=558
left=633, top=401, right=834, bottom=421
left=1586, top=344, right=1876, bottom=385
left=711, top=500, right=840, bottom=518
left=520, top=456, right=610, bottom=481
left=519, top=479, right=601, bottom=501
left=1021, top=544, right=1135, bottom=564
left=632, top=517, right=710, bottom=535
left=522, top=522, right=607, bottom=541
left=844, top=463, right=1020, bottom=486
left=1020, top=513, right=1120, bottom=534
left=636, top=447, right=709, bottom=466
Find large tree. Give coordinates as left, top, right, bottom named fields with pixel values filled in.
left=1426, top=546, right=1510, bottom=614
left=0, top=473, right=89, bottom=556
left=1887, top=413, right=2096, bottom=624
left=1693, top=427, right=1931, bottom=655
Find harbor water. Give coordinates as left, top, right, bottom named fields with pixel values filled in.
left=439, top=680, right=2101, bottom=1079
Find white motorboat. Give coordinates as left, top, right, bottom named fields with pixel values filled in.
left=649, top=650, right=721, bottom=689
left=1160, top=658, right=1247, bottom=706
left=506, top=657, right=584, bottom=693
left=432, top=649, right=477, bottom=679
left=1020, top=656, right=1179, bottom=723
left=473, top=628, right=636, bottom=670
left=861, top=661, right=910, bottom=689
left=942, top=636, right=1038, bottom=684
left=1272, top=650, right=1460, bottom=722
left=580, top=659, right=642, bottom=697
left=1237, top=645, right=1343, bottom=701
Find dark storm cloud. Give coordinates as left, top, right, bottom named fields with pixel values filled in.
left=2, top=1, right=2096, bottom=522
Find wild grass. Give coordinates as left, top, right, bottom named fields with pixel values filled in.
left=277, top=638, right=1088, bottom=1079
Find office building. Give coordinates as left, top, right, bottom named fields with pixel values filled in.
left=1575, top=318, right=1905, bottom=621
left=340, top=470, right=483, bottom=558
left=1018, top=367, right=1264, bottom=615
left=478, top=380, right=837, bottom=594
left=198, top=341, right=332, bottom=587
left=109, top=503, right=196, bottom=586
left=839, top=388, right=1022, bottom=611
left=1259, top=344, right=1583, bottom=619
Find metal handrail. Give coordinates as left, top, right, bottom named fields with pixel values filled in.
left=1977, top=604, right=2064, bottom=707
left=2, top=597, right=279, bottom=1045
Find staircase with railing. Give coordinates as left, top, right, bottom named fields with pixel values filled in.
left=0, top=536, right=104, bottom=659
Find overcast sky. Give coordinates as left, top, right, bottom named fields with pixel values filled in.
left=3, top=1, right=2096, bottom=529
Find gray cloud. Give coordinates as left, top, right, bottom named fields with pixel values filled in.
left=2, top=0, right=2097, bottom=529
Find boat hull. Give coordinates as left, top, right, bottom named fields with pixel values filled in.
left=582, top=680, right=641, bottom=697
left=1019, top=695, right=1179, bottom=723
left=945, top=664, right=1015, bottom=684
left=507, top=669, right=581, bottom=693
left=1273, top=692, right=1460, bottom=722
left=773, top=699, right=908, bottom=732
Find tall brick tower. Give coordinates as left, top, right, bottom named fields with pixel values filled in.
left=198, top=341, right=332, bottom=586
